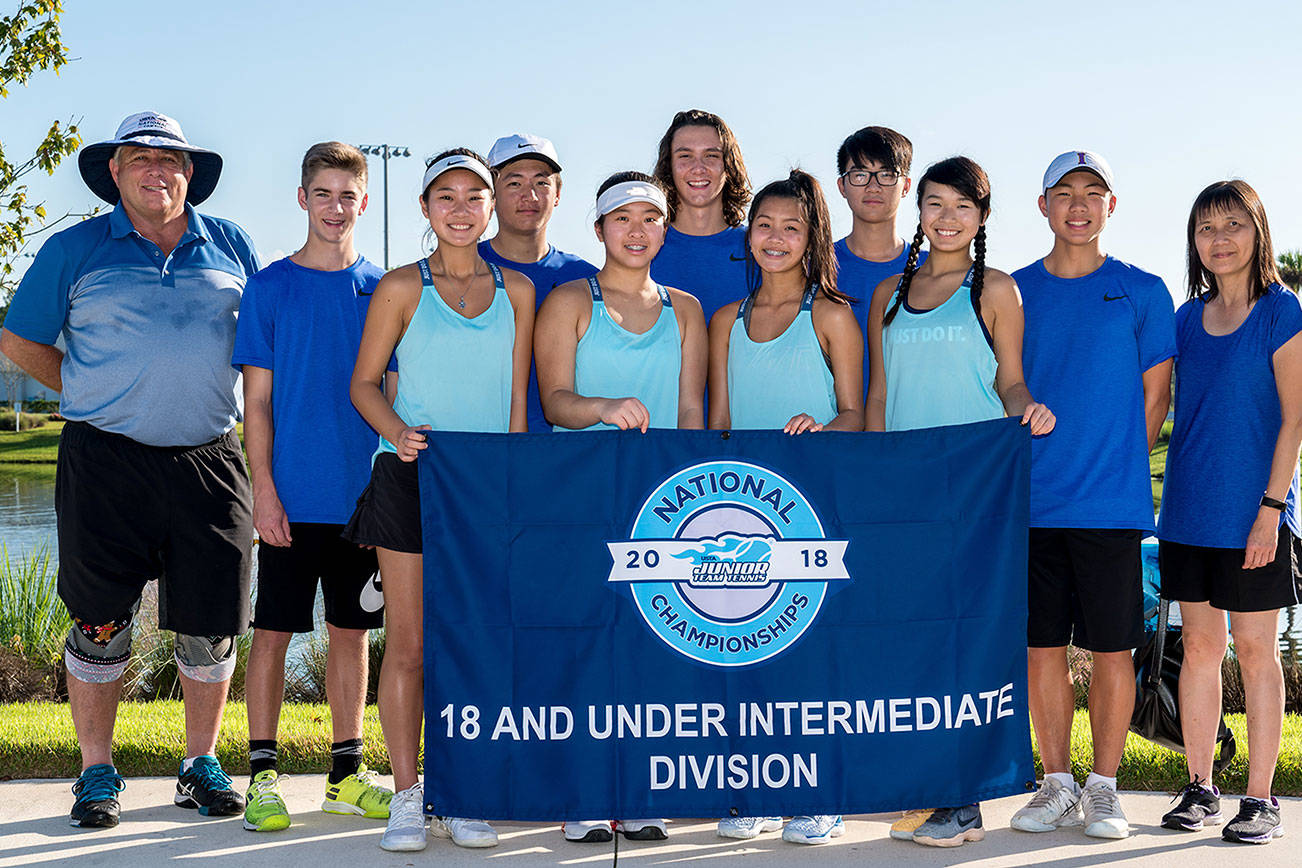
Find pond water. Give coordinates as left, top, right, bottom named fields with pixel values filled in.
left=3, top=466, right=1300, bottom=662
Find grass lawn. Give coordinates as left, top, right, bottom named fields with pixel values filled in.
left=0, top=421, right=63, bottom=463
left=1, top=702, right=1299, bottom=795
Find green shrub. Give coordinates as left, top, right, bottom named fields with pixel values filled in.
left=0, top=411, right=47, bottom=431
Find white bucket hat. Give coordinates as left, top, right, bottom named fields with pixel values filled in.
left=78, top=111, right=223, bottom=205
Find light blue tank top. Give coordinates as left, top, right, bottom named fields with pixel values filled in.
left=558, top=276, right=682, bottom=431
left=883, top=268, right=1003, bottom=431
left=727, top=286, right=837, bottom=429
left=377, top=258, right=515, bottom=455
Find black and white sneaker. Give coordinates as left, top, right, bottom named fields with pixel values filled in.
left=1161, top=778, right=1222, bottom=831
left=1222, top=796, right=1284, bottom=844
left=70, top=764, right=125, bottom=828
left=175, top=756, right=244, bottom=816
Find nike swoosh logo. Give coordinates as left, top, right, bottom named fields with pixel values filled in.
left=359, top=572, right=385, bottom=613
left=729, top=254, right=747, bottom=262
left=1103, top=294, right=1126, bottom=301
left=517, top=143, right=532, bottom=148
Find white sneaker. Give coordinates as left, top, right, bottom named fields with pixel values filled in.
left=563, top=819, right=613, bottom=842
left=717, top=816, right=783, bottom=839
left=379, top=784, right=426, bottom=852
left=782, top=815, right=844, bottom=844
left=616, top=818, right=667, bottom=840
left=1081, top=781, right=1129, bottom=839
left=1011, top=778, right=1083, bottom=832
left=432, top=815, right=499, bottom=848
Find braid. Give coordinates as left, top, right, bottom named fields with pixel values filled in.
left=882, top=223, right=926, bottom=327
left=971, top=225, right=987, bottom=323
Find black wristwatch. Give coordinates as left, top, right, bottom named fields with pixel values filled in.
left=1261, top=494, right=1288, bottom=511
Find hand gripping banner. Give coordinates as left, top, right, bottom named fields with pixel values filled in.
left=419, top=419, right=1033, bottom=820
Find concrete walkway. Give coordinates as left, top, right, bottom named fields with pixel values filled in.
left=1, top=776, right=1297, bottom=867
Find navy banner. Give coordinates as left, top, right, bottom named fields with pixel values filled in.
left=419, top=419, right=1033, bottom=820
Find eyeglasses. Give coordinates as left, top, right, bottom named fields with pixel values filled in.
left=840, top=169, right=900, bottom=187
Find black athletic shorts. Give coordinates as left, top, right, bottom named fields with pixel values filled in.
left=1028, top=527, right=1144, bottom=653
left=1159, top=529, right=1301, bottom=613
left=253, top=523, right=382, bottom=632
left=55, top=421, right=252, bottom=636
left=343, top=452, right=421, bottom=554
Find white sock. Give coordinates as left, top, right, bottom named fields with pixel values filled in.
left=181, top=756, right=196, bottom=773
left=1047, top=772, right=1076, bottom=790
left=1085, top=772, right=1116, bottom=791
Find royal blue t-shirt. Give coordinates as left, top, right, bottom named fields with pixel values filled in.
left=1157, top=285, right=1302, bottom=548
left=1017, top=256, right=1176, bottom=530
left=835, top=238, right=926, bottom=397
left=231, top=256, right=383, bottom=524
left=477, top=240, right=597, bottom=432
left=651, top=225, right=749, bottom=323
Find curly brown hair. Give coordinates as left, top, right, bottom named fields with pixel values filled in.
left=653, top=109, right=751, bottom=227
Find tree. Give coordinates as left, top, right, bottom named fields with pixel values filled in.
left=0, top=1, right=82, bottom=301
left=1279, top=251, right=1302, bottom=292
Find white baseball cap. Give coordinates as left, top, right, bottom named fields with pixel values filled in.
left=487, top=133, right=562, bottom=173
left=596, top=181, right=669, bottom=218
left=421, top=153, right=495, bottom=195
left=1042, top=150, right=1115, bottom=193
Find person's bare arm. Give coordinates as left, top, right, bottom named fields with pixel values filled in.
left=503, top=271, right=536, bottom=433
left=706, top=304, right=738, bottom=430
left=808, top=298, right=864, bottom=432
left=984, top=272, right=1054, bottom=435
left=1244, top=332, right=1302, bottom=568
left=242, top=365, right=291, bottom=546
left=0, top=328, right=63, bottom=392
left=350, top=267, right=426, bottom=460
left=1142, top=358, right=1174, bottom=451
left=673, top=290, right=707, bottom=430
left=863, top=276, right=897, bottom=432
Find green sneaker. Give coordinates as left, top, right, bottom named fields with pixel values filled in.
left=322, top=765, right=392, bottom=819
left=243, top=769, right=291, bottom=832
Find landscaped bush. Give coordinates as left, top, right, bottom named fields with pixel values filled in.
left=0, top=411, right=48, bottom=431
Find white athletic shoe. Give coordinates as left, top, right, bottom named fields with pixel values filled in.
left=379, top=784, right=426, bottom=852
left=1011, top=778, right=1083, bottom=832
left=1081, top=781, right=1129, bottom=839
left=563, top=819, right=613, bottom=842
left=432, top=815, right=499, bottom=848
left=616, top=818, right=668, bottom=840
left=717, top=816, right=784, bottom=839
left=782, top=815, right=844, bottom=844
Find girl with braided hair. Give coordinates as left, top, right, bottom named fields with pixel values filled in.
left=864, top=155, right=1053, bottom=847
left=865, top=156, right=1054, bottom=436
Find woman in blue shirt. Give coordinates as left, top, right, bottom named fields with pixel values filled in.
left=1156, top=180, right=1302, bottom=844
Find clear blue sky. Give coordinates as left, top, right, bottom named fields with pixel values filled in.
left=6, top=0, right=1301, bottom=297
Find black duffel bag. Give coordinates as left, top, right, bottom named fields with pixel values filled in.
left=1130, top=597, right=1236, bottom=773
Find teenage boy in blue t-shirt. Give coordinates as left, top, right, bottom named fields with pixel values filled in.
left=478, top=133, right=597, bottom=432
left=833, top=126, right=926, bottom=399
left=650, top=109, right=752, bottom=322
left=232, top=142, right=392, bottom=831
left=1010, top=151, right=1175, bottom=841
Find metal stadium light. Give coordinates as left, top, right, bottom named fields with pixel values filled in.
left=356, top=143, right=412, bottom=269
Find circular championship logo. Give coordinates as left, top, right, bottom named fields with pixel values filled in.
left=606, top=460, right=850, bottom=668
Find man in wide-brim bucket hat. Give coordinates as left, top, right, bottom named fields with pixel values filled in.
left=0, top=111, right=261, bottom=831
left=78, top=110, right=223, bottom=205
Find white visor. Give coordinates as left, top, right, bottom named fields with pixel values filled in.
left=421, top=154, right=494, bottom=195
left=596, top=181, right=668, bottom=218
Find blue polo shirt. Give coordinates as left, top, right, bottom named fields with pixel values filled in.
left=835, top=237, right=927, bottom=397
left=232, top=256, right=383, bottom=524
left=477, top=240, right=597, bottom=432
left=1016, top=256, right=1176, bottom=530
left=651, top=225, right=749, bottom=322
left=3, top=203, right=260, bottom=447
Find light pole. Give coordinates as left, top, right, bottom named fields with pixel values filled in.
left=357, top=144, right=412, bottom=270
